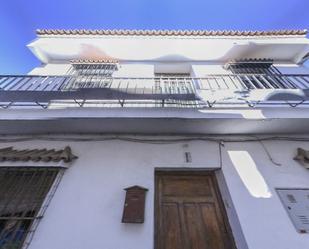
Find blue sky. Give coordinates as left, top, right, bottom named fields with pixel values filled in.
left=0, top=0, right=308, bottom=74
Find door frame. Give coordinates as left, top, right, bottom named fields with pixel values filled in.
left=154, top=168, right=248, bottom=249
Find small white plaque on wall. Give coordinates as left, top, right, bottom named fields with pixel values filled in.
left=277, top=189, right=309, bottom=233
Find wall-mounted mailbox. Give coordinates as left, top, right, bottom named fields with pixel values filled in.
left=122, top=185, right=148, bottom=223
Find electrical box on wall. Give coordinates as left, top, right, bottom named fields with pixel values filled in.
left=277, top=189, right=309, bottom=233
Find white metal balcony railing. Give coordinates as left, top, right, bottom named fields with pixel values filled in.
left=0, top=74, right=309, bottom=108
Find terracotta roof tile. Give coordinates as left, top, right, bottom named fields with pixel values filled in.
left=70, top=59, right=119, bottom=64
left=224, top=58, right=274, bottom=69
left=0, top=146, right=78, bottom=163
left=226, top=58, right=274, bottom=64
left=36, top=29, right=308, bottom=37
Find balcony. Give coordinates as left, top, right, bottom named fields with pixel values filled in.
left=0, top=74, right=309, bottom=108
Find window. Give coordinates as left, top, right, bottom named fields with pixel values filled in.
left=228, top=61, right=278, bottom=75
left=227, top=60, right=293, bottom=89
left=64, top=63, right=118, bottom=90
left=0, top=167, right=62, bottom=249
left=72, top=63, right=117, bottom=76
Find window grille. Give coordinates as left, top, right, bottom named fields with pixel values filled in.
left=0, top=167, right=62, bottom=249
left=227, top=61, right=293, bottom=89
left=71, top=63, right=117, bottom=76
left=228, top=61, right=277, bottom=75
left=64, top=63, right=118, bottom=90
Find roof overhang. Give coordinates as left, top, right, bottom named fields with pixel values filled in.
left=28, top=30, right=309, bottom=64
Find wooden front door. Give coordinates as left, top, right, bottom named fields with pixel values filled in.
left=155, top=171, right=236, bottom=249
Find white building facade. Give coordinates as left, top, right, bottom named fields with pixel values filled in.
left=0, top=29, right=309, bottom=249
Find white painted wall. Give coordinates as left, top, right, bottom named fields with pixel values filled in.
left=2, top=136, right=309, bottom=249
left=276, top=64, right=309, bottom=74
left=114, top=63, right=155, bottom=77
left=28, top=63, right=72, bottom=75
left=192, top=63, right=229, bottom=76
left=29, top=62, right=156, bottom=77
left=222, top=140, right=309, bottom=249
left=29, top=61, right=209, bottom=76
left=29, top=61, right=309, bottom=77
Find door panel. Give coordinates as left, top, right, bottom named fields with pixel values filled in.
left=162, top=177, right=212, bottom=197
left=162, top=203, right=184, bottom=249
left=184, top=203, right=209, bottom=249
left=155, top=171, right=236, bottom=249
left=200, top=203, right=227, bottom=249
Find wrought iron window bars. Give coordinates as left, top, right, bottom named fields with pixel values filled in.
left=0, top=167, right=63, bottom=249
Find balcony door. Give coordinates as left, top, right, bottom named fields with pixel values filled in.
left=155, top=171, right=236, bottom=249
left=154, top=73, right=197, bottom=107
left=154, top=73, right=193, bottom=94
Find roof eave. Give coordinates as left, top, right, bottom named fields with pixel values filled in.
left=35, top=29, right=308, bottom=37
